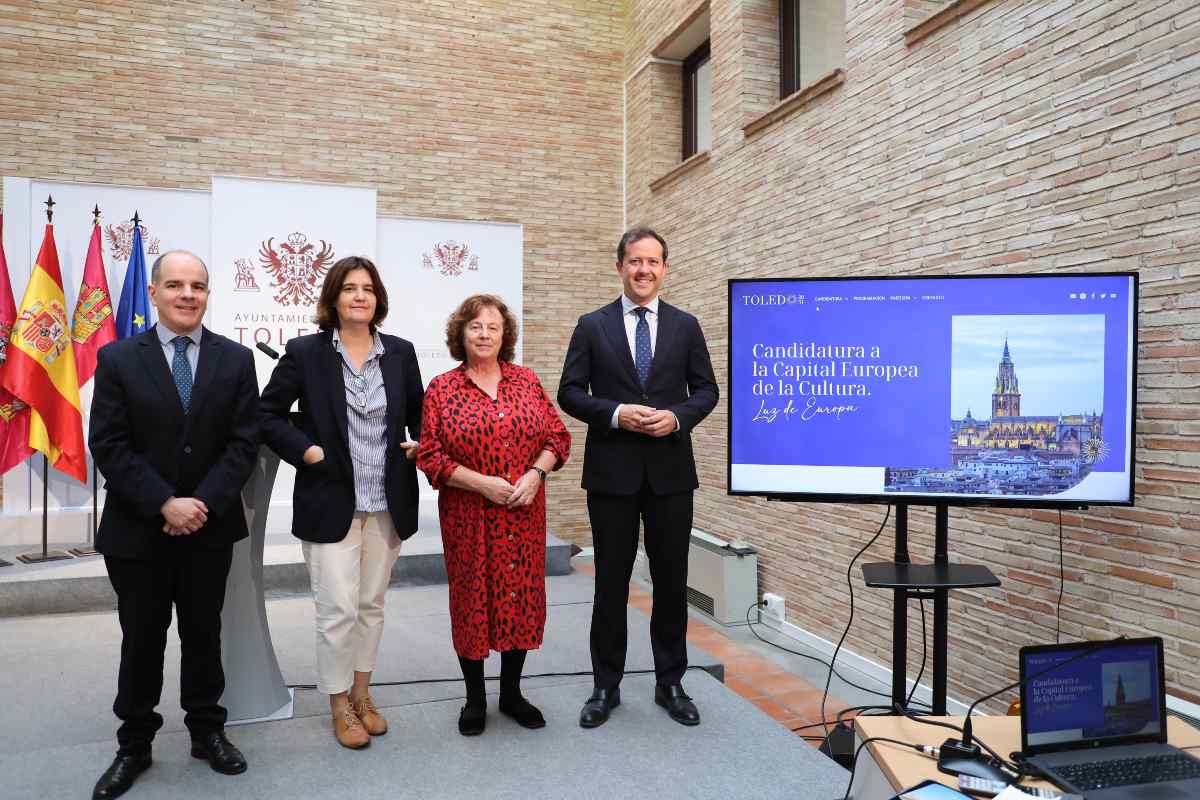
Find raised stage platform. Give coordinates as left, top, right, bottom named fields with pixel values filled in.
left=0, top=525, right=575, bottom=617
left=0, top=567, right=851, bottom=800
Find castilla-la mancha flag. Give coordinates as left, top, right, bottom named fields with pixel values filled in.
left=0, top=223, right=87, bottom=483
left=71, top=218, right=117, bottom=386
left=0, top=213, right=35, bottom=476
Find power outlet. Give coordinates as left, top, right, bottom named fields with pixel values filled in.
left=761, top=592, right=785, bottom=623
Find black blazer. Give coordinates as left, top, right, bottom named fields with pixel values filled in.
left=258, top=330, right=423, bottom=543
left=558, top=298, right=718, bottom=495
left=89, top=327, right=260, bottom=560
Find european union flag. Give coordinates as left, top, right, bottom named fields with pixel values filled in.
left=114, top=218, right=152, bottom=339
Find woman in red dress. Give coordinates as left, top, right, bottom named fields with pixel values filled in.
left=417, top=294, right=570, bottom=736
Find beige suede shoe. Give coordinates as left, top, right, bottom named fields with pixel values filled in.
left=334, top=709, right=370, bottom=749
left=351, top=695, right=388, bottom=736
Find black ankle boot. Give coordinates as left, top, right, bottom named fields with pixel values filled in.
left=458, top=702, right=486, bottom=736
left=457, top=656, right=487, bottom=735
left=498, top=694, right=545, bottom=729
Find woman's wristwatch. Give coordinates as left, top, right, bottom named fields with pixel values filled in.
left=530, top=466, right=547, bottom=481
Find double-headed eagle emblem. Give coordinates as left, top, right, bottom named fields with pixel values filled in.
left=259, top=232, right=335, bottom=306
left=422, top=240, right=479, bottom=277
left=105, top=221, right=160, bottom=262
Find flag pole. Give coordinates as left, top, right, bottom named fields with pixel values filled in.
left=15, top=196, right=73, bottom=564
left=15, top=449, right=73, bottom=565
left=70, top=204, right=104, bottom=557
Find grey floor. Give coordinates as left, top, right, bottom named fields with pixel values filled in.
left=0, top=565, right=851, bottom=800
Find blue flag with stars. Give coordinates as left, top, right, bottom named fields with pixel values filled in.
left=114, top=220, right=152, bottom=339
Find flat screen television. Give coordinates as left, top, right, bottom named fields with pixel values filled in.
left=727, top=273, right=1138, bottom=507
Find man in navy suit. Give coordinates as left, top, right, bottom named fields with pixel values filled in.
left=558, top=227, right=718, bottom=728
left=89, top=250, right=258, bottom=798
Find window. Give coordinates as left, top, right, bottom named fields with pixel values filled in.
left=682, top=40, right=712, bottom=159
left=779, top=0, right=845, bottom=99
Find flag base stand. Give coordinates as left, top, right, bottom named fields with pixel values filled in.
left=16, top=549, right=73, bottom=564
left=69, top=546, right=99, bottom=557
left=17, top=457, right=76, bottom=564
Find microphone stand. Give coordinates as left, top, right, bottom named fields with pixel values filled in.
left=938, top=636, right=1125, bottom=782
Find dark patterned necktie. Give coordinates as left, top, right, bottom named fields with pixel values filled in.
left=172, top=336, right=193, bottom=411
left=634, top=307, right=651, bottom=387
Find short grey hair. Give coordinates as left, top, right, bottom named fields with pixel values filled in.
left=151, top=250, right=210, bottom=285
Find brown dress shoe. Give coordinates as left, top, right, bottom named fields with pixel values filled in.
left=351, top=695, right=388, bottom=736
left=334, top=709, right=370, bottom=749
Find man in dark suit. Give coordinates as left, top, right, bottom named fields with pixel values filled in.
left=89, top=250, right=259, bottom=799
left=559, top=226, right=718, bottom=728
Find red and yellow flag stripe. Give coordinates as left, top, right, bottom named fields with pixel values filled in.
left=0, top=224, right=87, bottom=482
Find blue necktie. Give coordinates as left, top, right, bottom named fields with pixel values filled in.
left=634, top=307, right=651, bottom=387
left=172, top=336, right=193, bottom=412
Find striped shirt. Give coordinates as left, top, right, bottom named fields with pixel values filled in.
left=332, top=329, right=388, bottom=512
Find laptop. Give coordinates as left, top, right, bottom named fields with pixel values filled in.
left=1019, top=636, right=1200, bottom=799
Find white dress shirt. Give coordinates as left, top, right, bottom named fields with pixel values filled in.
left=620, top=294, right=660, bottom=360
left=610, top=295, right=676, bottom=431
left=155, top=322, right=202, bottom=379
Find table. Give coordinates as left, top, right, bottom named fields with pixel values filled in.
left=849, top=714, right=1200, bottom=799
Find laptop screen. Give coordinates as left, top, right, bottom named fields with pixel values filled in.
left=1020, top=637, right=1167, bottom=754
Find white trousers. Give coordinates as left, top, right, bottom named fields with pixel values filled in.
left=302, top=511, right=402, bottom=695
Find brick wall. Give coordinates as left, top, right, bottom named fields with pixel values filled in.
left=4, top=0, right=1197, bottom=711
left=0, top=0, right=625, bottom=538
left=624, top=0, right=1200, bottom=707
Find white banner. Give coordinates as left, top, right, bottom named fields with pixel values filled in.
left=209, top=176, right=377, bottom=390
left=377, top=216, right=523, bottom=386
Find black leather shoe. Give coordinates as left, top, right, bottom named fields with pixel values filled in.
left=190, top=731, right=247, bottom=775
left=93, top=753, right=151, bottom=799
left=579, top=687, right=620, bottom=729
left=498, top=695, right=546, bottom=729
left=458, top=702, right=486, bottom=736
left=655, top=684, right=700, bottom=726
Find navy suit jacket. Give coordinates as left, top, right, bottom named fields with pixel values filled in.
left=258, top=330, right=424, bottom=543
left=558, top=298, right=718, bottom=495
left=89, top=327, right=259, bottom=560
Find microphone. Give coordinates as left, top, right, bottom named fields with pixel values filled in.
left=937, top=636, right=1125, bottom=783
left=255, top=342, right=280, bottom=360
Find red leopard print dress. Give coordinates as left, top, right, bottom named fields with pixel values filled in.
left=417, top=361, right=570, bottom=659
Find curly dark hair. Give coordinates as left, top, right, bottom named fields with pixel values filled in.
left=314, top=256, right=389, bottom=332
left=446, top=294, right=518, bottom=362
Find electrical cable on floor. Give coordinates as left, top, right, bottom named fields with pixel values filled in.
left=820, top=504, right=893, bottom=739
left=284, top=666, right=705, bottom=690
left=743, top=602, right=920, bottom=705
left=790, top=703, right=922, bottom=735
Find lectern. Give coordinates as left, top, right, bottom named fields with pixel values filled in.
left=221, top=445, right=293, bottom=723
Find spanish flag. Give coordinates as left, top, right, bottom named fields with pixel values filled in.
left=0, top=224, right=87, bottom=483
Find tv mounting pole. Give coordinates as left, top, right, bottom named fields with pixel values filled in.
left=863, top=502, right=1000, bottom=716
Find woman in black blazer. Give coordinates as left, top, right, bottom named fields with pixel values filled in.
left=259, top=256, right=423, bottom=750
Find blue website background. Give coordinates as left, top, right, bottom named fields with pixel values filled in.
left=1023, top=642, right=1159, bottom=737
left=729, top=276, right=1132, bottom=472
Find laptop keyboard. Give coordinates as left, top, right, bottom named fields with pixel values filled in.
left=1056, top=753, right=1200, bottom=790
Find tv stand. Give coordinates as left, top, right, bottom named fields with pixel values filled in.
left=862, top=503, right=999, bottom=716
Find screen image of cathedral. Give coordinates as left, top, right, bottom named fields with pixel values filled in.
left=1086, top=659, right=1157, bottom=739
left=885, top=336, right=1105, bottom=497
